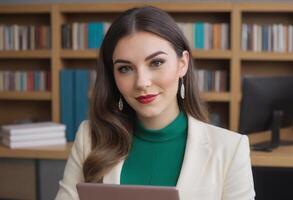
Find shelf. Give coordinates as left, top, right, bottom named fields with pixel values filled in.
left=59, top=3, right=232, bottom=13
left=0, top=92, right=51, bottom=101
left=192, top=50, right=232, bottom=59
left=238, top=3, right=293, bottom=12
left=241, top=51, right=293, bottom=61
left=0, top=50, right=51, bottom=59
left=60, top=49, right=98, bottom=59
left=60, top=49, right=232, bottom=59
left=200, top=92, right=230, bottom=102
left=0, top=4, right=51, bottom=13
left=0, top=142, right=72, bottom=160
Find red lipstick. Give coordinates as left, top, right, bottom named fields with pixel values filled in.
left=135, top=94, right=158, bottom=104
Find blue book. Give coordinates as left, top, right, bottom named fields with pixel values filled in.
left=194, top=22, right=204, bottom=49
left=88, top=22, right=104, bottom=49
left=74, top=69, right=90, bottom=135
left=95, top=22, right=104, bottom=48
left=88, top=22, right=96, bottom=49
left=60, top=69, right=75, bottom=141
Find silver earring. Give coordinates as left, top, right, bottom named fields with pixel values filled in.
left=180, top=78, right=185, bottom=99
left=118, top=97, right=123, bottom=111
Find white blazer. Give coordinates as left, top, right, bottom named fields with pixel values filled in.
left=55, top=115, right=255, bottom=200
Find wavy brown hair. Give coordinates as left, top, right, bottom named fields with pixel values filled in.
left=83, top=6, right=208, bottom=182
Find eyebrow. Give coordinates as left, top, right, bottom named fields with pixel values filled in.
left=113, top=51, right=167, bottom=65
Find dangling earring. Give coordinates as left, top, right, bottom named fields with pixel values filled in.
left=180, top=77, right=185, bottom=99
left=118, top=96, right=123, bottom=111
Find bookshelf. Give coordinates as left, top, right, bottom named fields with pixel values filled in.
left=0, top=5, right=52, bottom=131
left=0, top=2, right=292, bottom=139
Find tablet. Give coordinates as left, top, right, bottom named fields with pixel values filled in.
left=76, top=183, right=180, bottom=200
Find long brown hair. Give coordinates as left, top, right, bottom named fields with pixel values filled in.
left=83, top=6, right=208, bottom=182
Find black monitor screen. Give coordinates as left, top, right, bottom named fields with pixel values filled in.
left=239, top=75, right=293, bottom=135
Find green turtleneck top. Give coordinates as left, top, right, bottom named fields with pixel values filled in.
left=120, top=111, right=188, bottom=186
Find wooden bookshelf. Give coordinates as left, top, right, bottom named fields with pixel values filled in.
left=240, top=52, right=293, bottom=61
left=0, top=50, right=51, bottom=59
left=0, top=2, right=292, bottom=137
left=191, top=50, right=232, bottom=59
left=201, top=92, right=231, bottom=102
left=60, top=49, right=98, bottom=59
left=0, top=92, right=51, bottom=100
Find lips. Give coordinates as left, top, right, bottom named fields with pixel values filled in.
left=135, top=94, right=158, bottom=104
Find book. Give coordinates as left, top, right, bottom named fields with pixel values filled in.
left=1, top=122, right=66, bottom=136
left=2, top=137, right=66, bottom=149
left=74, top=69, right=90, bottom=135
left=194, top=22, right=204, bottom=49
left=2, top=131, right=65, bottom=142
left=60, top=69, right=75, bottom=141
left=88, top=22, right=104, bottom=49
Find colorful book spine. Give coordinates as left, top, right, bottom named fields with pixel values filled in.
left=0, top=70, right=49, bottom=92
left=0, top=24, right=50, bottom=51
left=242, top=23, right=293, bottom=52
left=197, top=69, right=228, bottom=92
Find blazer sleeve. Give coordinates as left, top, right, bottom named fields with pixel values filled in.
left=55, top=121, right=89, bottom=200
left=222, top=135, right=256, bottom=200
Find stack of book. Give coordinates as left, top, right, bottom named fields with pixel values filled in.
left=0, top=122, right=66, bottom=149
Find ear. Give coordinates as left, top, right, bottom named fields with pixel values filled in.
left=178, top=50, right=189, bottom=77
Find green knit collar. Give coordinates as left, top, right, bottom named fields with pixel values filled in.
left=134, top=111, right=188, bottom=142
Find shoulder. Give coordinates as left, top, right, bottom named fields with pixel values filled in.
left=204, top=120, right=247, bottom=148
left=188, top=118, right=255, bottom=199
left=75, top=120, right=91, bottom=144
left=187, top=115, right=250, bottom=156
left=73, top=120, right=92, bottom=161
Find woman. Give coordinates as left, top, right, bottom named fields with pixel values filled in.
left=56, top=6, right=255, bottom=200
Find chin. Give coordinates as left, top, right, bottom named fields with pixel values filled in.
left=135, top=107, right=163, bottom=119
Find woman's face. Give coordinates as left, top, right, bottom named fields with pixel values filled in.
left=113, top=31, right=189, bottom=124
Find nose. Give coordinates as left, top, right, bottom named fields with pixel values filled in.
left=136, top=68, right=152, bottom=90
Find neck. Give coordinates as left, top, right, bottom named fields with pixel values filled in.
left=137, top=102, right=180, bottom=130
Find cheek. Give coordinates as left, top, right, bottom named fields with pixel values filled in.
left=157, top=68, right=180, bottom=91
left=114, top=73, right=133, bottom=95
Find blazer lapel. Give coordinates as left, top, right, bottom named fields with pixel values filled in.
left=176, top=115, right=212, bottom=199
left=103, top=160, right=124, bottom=184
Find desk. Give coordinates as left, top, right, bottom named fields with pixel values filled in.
left=249, top=127, right=293, bottom=167
left=0, top=142, right=72, bottom=159
left=0, top=143, right=72, bottom=200
left=247, top=128, right=293, bottom=200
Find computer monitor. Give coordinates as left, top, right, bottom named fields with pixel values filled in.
left=239, top=75, right=293, bottom=151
